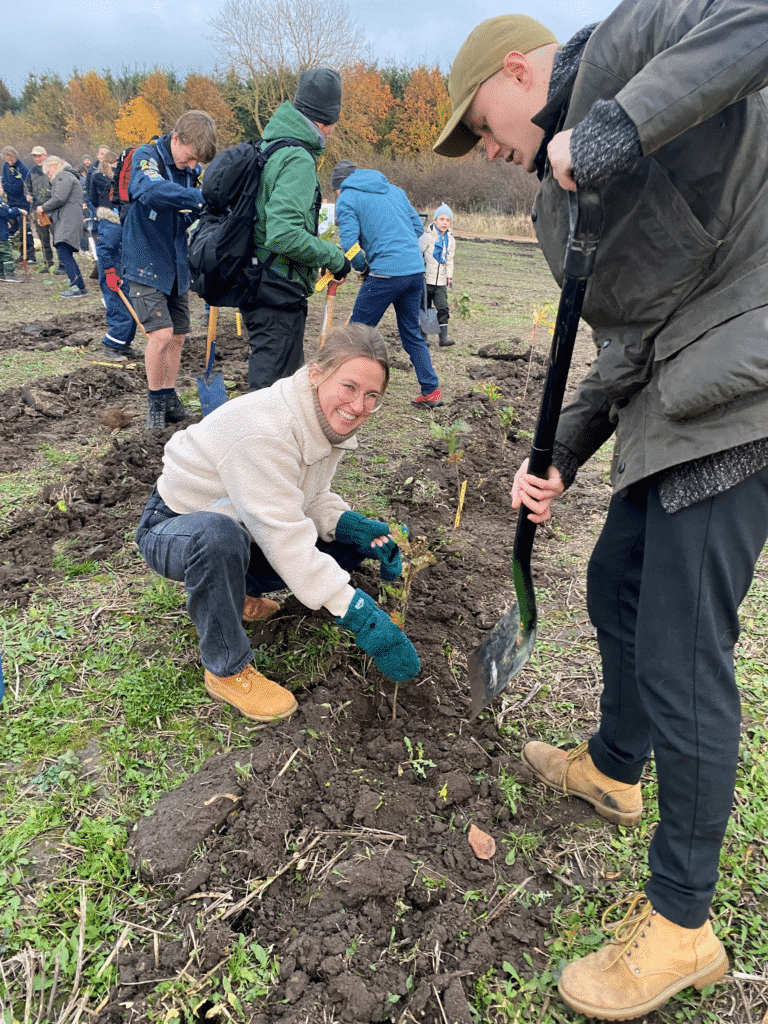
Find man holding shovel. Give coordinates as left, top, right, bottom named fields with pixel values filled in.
left=435, top=5, right=768, bottom=1019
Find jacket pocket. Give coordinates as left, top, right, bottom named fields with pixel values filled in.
left=586, top=159, right=721, bottom=330
left=594, top=326, right=655, bottom=405
left=657, top=305, right=768, bottom=420
left=256, top=264, right=308, bottom=309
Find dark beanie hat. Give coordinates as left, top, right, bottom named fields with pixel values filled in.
left=331, top=159, right=357, bottom=191
left=293, top=69, right=342, bottom=125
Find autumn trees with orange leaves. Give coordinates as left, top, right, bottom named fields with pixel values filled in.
left=1, top=60, right=451, bottom=166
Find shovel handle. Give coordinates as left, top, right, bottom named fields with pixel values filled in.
left=205, top=307, right=219, bottom=373
left=515, top=189, right=603, bottom=627
left=319, top=281, right=339, bottom=350
left=528, top=189, right=602, bottom=478
left=117, top=285, right=149, bottom=338
left=315, top=242, right=361, bottom=291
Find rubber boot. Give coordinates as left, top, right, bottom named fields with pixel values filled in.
left=204, top=663, right=297, bottom=722
left=438, top=324, right=455, bottom=347
left=522, top=739, right=642, bottom=825
left=558, top=894, right=728, bottom=1020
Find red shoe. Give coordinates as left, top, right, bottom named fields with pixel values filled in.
left=412, top=387, right=443, bottom=408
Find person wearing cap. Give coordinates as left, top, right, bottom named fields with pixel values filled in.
left=419, top=204, right=456, bottom=347
left=239, top=68, right=351, bottom=393
left=435, top=5, right=768, bottom=1020
left=26, top=146, right=56, bottom=272
left=332, top=160, right=443, bottom=408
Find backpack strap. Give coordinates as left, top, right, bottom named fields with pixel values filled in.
left=257, top=138, right=316, bottom=280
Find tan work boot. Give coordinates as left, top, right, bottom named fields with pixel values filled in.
left=522, top=740, right=642, bottom=825
left=204, top=664, right=297, bottom=722
left=242, top=595, right=280, bottom=621
left=558, top=894, right=728, bottom=1020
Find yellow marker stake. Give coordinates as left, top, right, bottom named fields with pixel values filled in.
left=315, top=243, right=361, bottom=291
left=454, top=479, right=468, bottom=530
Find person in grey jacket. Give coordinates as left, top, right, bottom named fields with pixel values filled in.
left=435, top=4, right=768, bottom=1019
left=25, top=146, right=55, bottom=271
left=38, top=156, right=88, bottom=296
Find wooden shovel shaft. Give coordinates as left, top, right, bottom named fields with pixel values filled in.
left=116, top=286, right=149, bottom=338
left=319, top=281, right=338, bottom=349
left=206, top=307, right=219, bottom=364
left=21, top=211, right=28, bottom=280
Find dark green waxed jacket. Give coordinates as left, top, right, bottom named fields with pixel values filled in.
left=254, top=102, right=345, bottom=296
left=534, top=0, right=768, bottom=491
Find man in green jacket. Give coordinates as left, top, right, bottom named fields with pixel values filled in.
left=435, top=3, right=768, bottom=1020
left=241, top=69, right=351, bottom=391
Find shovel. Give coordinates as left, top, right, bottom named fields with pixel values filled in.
left=319, top=279, right=339, bottom=350
left=468, top=189, right=603, bottom=717
left=418, top=278, right=440, bottom=336
left=21, top=211, right=28, bottom=282
left=196, top=307, right=227, bottom=415
left=116, top=285, right=148, bottom=339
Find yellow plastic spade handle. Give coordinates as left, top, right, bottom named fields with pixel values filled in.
left=315, top=243, right=361, bottom=291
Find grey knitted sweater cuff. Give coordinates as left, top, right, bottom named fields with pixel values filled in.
left=570, top=99, right=644, bottom=189
left=551, top=441, right=580, bottom=491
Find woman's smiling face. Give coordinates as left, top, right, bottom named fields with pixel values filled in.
left=311, top=356, right=386, bottom=434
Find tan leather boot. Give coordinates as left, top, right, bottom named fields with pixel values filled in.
left=558, top=894, right=728, bottom=1020
left=522, top=740, right=642, bottom=825
left=204, top=664, right=297, bottom=722
left=242, top=595, right=280, bottom=621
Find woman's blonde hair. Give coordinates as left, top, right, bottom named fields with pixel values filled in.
left=42, top=155, right=68, bottom=175
left=310, top=323, right=390, bottom=393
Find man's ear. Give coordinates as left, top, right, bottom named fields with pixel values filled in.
left=501, top=51, right=532, bottom=86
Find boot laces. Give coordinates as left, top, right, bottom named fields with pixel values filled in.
left=559, top=740, right=589, bottom=792
left=600, top=893, right=653, bottom=970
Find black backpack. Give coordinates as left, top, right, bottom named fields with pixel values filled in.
left=187, top=138, right=311, bottom=308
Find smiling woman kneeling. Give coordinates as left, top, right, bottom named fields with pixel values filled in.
left=136, top=323, right=419, bottom=722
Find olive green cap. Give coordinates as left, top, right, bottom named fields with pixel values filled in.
left=433, top=15, right=558, bottom=157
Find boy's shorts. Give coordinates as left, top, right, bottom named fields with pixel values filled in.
left=130, top=283, right=191, bottom=335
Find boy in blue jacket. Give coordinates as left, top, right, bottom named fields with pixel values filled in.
left=122, top=110, right=217, bottom=429
left=333, top=161, right=443, bottom=408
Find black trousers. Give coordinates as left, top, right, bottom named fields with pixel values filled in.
left=241, top=301, right=307, bottom=392
left=586, top=467, right=768, bottom=927
left=426, top=283, right=450, bottom=325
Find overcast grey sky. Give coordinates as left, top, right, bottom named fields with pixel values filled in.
left=4, top=0, right=618, bottom=98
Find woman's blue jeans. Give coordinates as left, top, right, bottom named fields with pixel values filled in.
left=351, top=272, right=439, bottom=394
left=55, top=242, right=85, bottom=290
left=136, top=487, right=365, bottom=676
